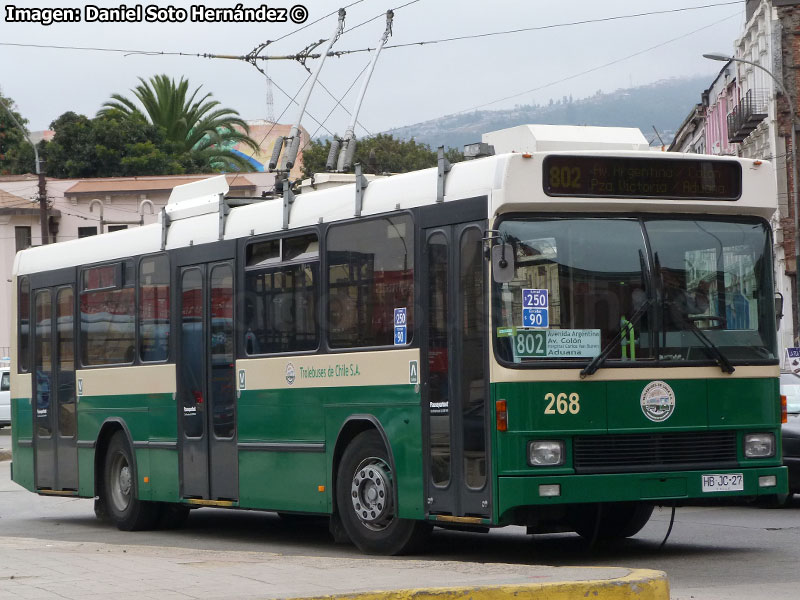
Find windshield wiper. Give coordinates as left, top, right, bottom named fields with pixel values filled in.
left=678, top=317, right=735, bottom=374
left=580, top=298, right=652, bottom=379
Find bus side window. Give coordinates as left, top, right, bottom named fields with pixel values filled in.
left=326, top=215, right=414, bottom=348
left=19, top=276, right=30, bottom=373
left=244, top=233, right=319, bottom=355
left=80, top=261, right=136, bottom=366
left=139, top=255, right=170, bottom=362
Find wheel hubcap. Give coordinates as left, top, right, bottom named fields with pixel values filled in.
left=350, top=458, right=393, bottom=530
left=109, top=452, right=132, bottom=511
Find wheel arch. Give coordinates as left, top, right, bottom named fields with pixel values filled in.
left=94, top=418, right=137, bottom=499
left=332, top=415, right=397, bottom=515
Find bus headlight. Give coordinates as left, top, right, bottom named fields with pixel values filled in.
left=528, top=440, right=565, bottom=466
left=744, top=433, right=775, bottom=458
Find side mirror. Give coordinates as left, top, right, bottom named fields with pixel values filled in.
left=775, top=292, right=784, bottom=328
left=491, top=244, right=514, bottom=283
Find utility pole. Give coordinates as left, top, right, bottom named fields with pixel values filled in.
left=37, top=159, right=48, bottom=245
left=0, top=99, right=48, bottom=244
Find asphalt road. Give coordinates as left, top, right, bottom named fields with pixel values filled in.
left=1, top=427, right=798, bottom=600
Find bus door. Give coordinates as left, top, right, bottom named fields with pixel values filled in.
left=177, top=261, right=238, bottom=501
left=422, top=222, right=490, bottom=518
left=32, top=283, right=78, bottom=491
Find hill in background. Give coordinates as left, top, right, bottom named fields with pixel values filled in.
left=384, top=75, right=708, bottom=149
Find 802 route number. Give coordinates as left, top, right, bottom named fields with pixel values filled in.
left=544, top=392, right=580, bottom=415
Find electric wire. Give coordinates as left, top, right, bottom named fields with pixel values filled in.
left=301, top=60, right=374, bottom=155
left=0, top=1, right=743, bottom=60
left=373, top=1, right=744, bottom=52
left=379, top=11, right=743, bottom=137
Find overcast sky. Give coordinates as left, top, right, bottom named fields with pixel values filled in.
left=1, top=0, right=745, bottom=137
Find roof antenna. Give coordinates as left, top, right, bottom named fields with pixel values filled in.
left=273, top=8, right=346, bottom=176
left=330, top=10, right=394, bottom=172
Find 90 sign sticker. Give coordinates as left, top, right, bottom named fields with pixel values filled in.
left=522, top=289, right=549, bottom=328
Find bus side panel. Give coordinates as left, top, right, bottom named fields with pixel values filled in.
left=323, top=384, right=424, bottom=521
left=77, top=393, right=150, bottom=498
left=10, top=392, right=35, bottom=492
left=76, top=365, right=177, bottom=501
left=237, top=388, right=327, bottom=512
left=145, top=390, right=180, bottom=502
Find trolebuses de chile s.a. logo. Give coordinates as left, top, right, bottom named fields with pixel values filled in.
left=640, top=380, right=676, bottom=422
left=285, top=362, right=296, bottom=386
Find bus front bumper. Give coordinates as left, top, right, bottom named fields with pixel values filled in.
left=498, top=466, right=788, bottom=514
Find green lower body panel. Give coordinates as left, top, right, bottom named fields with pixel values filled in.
left=239, top=451, right=328, bottom=513
left=497, top=466, right=788, bottom=519
left=10, top=447, right=34, bottom=491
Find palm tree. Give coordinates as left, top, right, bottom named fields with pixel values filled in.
left=100, top=74, right=259, bottom=172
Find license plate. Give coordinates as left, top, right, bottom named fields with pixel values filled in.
left=701, top=473, right=744, bottom=492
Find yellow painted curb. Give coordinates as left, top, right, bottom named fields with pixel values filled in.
left=291, top=568, right=669, bottom=600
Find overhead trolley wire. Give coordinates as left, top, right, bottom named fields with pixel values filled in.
left=377, top=10, right=743, bottom=137
left=0, top=1, right=743, bottom=61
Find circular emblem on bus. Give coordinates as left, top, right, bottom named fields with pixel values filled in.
left=286, top=362, right=296, bottom=386
left=640, top=380, right=675, bottom=422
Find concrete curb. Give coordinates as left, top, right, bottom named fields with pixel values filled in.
left=0, top=449, right=11, bottom=462
left=290, top=568, right=670, bottom=600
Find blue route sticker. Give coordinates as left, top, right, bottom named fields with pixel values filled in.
left=521, top=289, right=549, bottom=328
left=394, top=307, right=408, bottom=345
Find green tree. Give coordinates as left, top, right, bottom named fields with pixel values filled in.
left=45, top=111, right=189, bottom=178
left=99, top=74, right=259, bottom=172
left=301, top=134, right=462, bottom=178
left=0, top=91, right=37, bottom=175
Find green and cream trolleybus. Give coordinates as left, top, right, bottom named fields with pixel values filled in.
left=9, top=125, right=788, bottom=554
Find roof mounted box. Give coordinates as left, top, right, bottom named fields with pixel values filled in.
left=482, top=124, right=649, bottom=154
left=164, top=175, right=229, bottom=222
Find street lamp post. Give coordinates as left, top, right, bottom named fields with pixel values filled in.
left=704, top=52, right=799, bottom=343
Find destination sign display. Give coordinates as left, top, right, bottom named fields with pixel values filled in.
left=542, top=156, right=741, bottom=200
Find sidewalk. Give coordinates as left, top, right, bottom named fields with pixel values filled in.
left=0, top=535, right=668, bottom=600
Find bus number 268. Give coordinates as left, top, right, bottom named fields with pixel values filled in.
left=544, top=392, right=580, bottom=415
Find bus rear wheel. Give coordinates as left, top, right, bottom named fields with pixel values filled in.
left=336, top=430, right=430, bottom=555
left=569, top=502, right=654, bottom=541
left=103, top=431, right=160, bottom=531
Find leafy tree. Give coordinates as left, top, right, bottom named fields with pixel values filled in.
left=0, top=91, right=37, bottom=175
left=99, top=74, right=259, bottom=172
left=45, top=111, right=189, bottom=178
left=302, top=134, right=462, bottom=178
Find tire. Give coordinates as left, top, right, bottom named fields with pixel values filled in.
left=569, top=502, right=654, bottom=541
left=336, top=430, right=430, bottom=555
left=103, top=431, right=160, bottom=531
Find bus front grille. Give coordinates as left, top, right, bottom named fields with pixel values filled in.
left=572, top=431, right=739, bottom=474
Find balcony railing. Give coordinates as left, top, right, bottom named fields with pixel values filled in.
left=727, top=89, right=769, bottom=143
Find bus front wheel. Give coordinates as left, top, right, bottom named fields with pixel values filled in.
left=569, top=502, right=654, bottom=541
left=336, top=430, right=430, bottom=555
left=103, top=431, right=160, bottom=531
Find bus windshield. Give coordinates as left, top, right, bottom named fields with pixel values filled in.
left=493, top=216, right=776, bottom=367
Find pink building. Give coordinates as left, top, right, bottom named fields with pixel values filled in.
left=704, top=61, right=739, bottom=156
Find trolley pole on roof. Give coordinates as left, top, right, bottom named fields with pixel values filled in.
left=332, top=10, right=393, bottom=172
left=274, top=8, right=346, bottom=175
